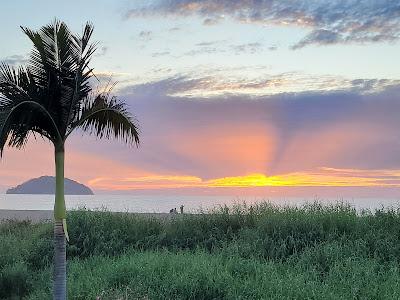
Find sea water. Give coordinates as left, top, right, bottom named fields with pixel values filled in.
left=1, top=194, right=400, bottom=213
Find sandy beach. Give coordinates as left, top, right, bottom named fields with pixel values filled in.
left=0, top=210, right=53, bottom=223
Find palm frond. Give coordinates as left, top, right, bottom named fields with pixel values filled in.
left=68, top=90, right=140, bottom=146
left=0, top=64, right=32, bottom=106
left=67, top=22, right=98, bottom=126
left=0, top=62, right=63, bottom=155
left=1, top=20, right=139, bottom=156
left=0, top=101, right=57, bottom=155
left=20, top=20, right=97, bottom=136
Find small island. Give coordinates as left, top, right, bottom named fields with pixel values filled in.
left=6, top=176, right=94, bottom=195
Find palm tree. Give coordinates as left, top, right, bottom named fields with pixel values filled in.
left=0, top=20, right=139, bottom=299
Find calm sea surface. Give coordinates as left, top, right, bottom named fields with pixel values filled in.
left=1, top=194, right=400, bottom=213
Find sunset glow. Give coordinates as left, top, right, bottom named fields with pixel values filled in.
left=86, top=168, right=400, bottom=191
left=1, top=1, right=400, bottom=197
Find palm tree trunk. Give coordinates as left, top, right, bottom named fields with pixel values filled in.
left=53, top=220, right=66, bottom=300
left=53, top=147, right=67, bottom=300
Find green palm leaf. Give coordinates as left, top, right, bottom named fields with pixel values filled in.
left=69, top=89, right=140, bottom=146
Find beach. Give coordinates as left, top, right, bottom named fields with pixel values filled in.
left=0, top=209, right=53, bottom=223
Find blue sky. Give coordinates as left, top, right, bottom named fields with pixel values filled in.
left=1, top=1, right=400, bottom=195
left=2, top=1, right=399, bottom=83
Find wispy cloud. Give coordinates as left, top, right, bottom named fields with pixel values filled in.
left=152, top=51, right=171, bottom=57
left=231, top=42, right=263, bottom=54
left=182, top=40, right=267, bottom=57
left=180, top=40, right=226, bottom=56
left=169, top=26, right=181, bottom=31
left=127, top=0, right=400, bottom=48
left=182, top=47, right=223, bottom=57
left=94, top=46, right=108, bottom=57
left=195, top=40, right=224, bottom=47
left=202, top=16, right=224, bottom=26
left=139, top=30, right=153, bottom=41
left=130, top=72, right=400, bottom=97
left=1, top=54, right=28, bottom=66
left=268, top=45, right=278, bottom=51
left=89, top=71, right=133, bottom=89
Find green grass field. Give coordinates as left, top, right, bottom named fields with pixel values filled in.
left=2, top=202, right=400, bottom=299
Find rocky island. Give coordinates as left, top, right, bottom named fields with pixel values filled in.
left=6, top=176, right=94, bottom=195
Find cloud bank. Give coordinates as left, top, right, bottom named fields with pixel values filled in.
left=55, top=72, right=399, bottom=188
left=127, top=0, right=400, bottom=48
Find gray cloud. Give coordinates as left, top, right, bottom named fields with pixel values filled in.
left=95, top=46, right=108, bottom=57
left=195, top=40, right=224, bottom=47
left=183, top=40, right=264, bottom=57
left=203, top=16, right=223, bottom=26
left=268, top=45, right=278, bottom=51
left=152, top=51, right=171, bottom=57
left=128, top=0, right=400, bottom=48
left=231, top=42, right=263, bottom=54
left=182, top=47, right=223, bottom=57
left=1, top=55, right=28, bottom=66
left=139, top=30, right=153, bottom=40
left=292, top=29, right=341, bottom=49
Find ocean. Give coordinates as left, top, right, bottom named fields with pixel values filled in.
left=1, top=194, right=400, bottom=213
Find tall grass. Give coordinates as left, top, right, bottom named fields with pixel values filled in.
left=2, top=202, right=400, bottom=299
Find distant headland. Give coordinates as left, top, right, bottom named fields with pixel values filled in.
left=6, top=176, right=94, bottom=195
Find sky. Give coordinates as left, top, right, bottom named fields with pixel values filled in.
left=1, top=0, right=400, bottom=197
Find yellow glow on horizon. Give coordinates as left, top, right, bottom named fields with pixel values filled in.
left=207, top=174, right=282, bottom=187
left=207, top=173, right=393, bottom=187
left=87, top=168, right=400, bottom=191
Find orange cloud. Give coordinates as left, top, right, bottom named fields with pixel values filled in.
left=158, top=123, right=277, bottom=177
left=87, top=175, right=203, bottom=190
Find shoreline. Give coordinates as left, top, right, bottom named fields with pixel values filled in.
left=0, top=210, right=53, bottom=223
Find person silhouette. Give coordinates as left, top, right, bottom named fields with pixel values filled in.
left=180, top=205, right=184, bottom=214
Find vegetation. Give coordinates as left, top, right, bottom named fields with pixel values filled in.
left=0, top=20, right=139, bottom=299
left=2, top=202, right=400, bottom=299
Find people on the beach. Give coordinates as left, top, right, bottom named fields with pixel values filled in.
left=169, top=206, right=184, bottom=214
